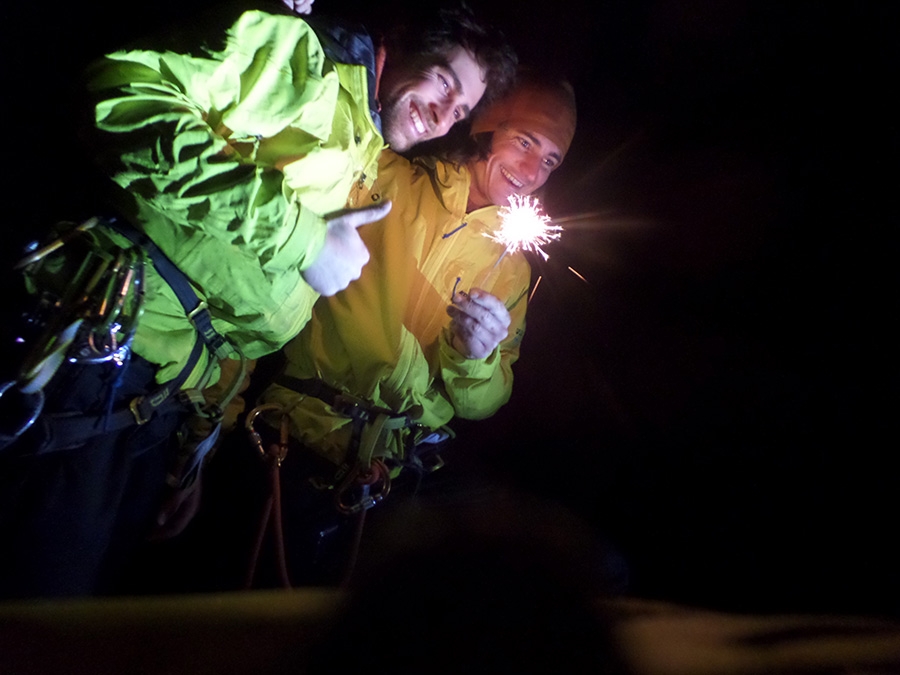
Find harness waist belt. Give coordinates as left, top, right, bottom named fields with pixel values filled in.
left=274, top=375, right=412, bottom=425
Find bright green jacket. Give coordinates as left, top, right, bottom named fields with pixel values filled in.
left=87, top=10, right=383, bottom=386
left=261, top=151, right=531, bottom=466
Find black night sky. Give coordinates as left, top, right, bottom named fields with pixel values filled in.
left=3, top=0, right=897, bottom=617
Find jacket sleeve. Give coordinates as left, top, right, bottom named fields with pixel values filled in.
left=438, top=273, right=529, bottom=420
left=86, top=10, right=334, bottom=273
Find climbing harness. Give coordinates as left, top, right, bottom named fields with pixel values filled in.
left=241, top=376, right=454, bottom=587
left=0, top=216, right=243, bottom=472
left=243, top=400, right=394, bottom=588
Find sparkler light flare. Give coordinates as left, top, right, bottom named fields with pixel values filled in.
left=485, top=195, right=563, bottom=261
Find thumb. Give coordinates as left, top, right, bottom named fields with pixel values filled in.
left=326, top=200, right=392, bottom=229
left=349, top=200, right=392, bottom=228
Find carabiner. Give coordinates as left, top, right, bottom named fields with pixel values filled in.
left=334, top=458, right=391, bottom=515
left=0, top=381, right=45, bottom=444
left=245, top=403, right=291, bottom=466
left=75, top=247, right=145, bottom=365
left=15, top=217, right=100, bottom=270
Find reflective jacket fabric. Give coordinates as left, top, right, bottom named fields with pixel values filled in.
left=261, top=151, right=531, bottom=466
left=87, top=10, right=384, bottom=386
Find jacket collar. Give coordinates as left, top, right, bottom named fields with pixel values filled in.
left=304, top=15, right=382, bottom=133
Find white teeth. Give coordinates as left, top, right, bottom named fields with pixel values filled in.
left=500, top=167, right=523, bottom=188
left=410, top=106, right=427, bottom=135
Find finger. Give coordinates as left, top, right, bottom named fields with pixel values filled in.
left=446, top=304, right=497, bottom=340
left=325, top=200, right=392, bottom=228
left=451, top=290, right=470, bottom=308
left=452, top=289, right=503, bottom=322
left=447, top=298, right=509, bottom=339
left=449, top=319, right=493, bottom=359
left=448, top=311, right=504, bottom=357
left=466, top=288, right=512, bottom=327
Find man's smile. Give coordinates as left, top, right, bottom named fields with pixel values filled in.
left=499, top=166, right=524, bottom=189
left=409, top=102, right=428, bottom=135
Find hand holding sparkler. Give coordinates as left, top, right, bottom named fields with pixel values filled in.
left=447, top=196, right=559, bottom=358
left=446, top=289, right=510, bottom=359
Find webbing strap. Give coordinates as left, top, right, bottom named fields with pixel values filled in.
left=273, top=375, right=344, bottom=407
left=106, top=219, right=231, bottom=359
left=36, top=388, right=187, bottom=452
left=273, top=376, right=411, bottom=425
left=357, top=413, right=390, bottom=469
left=128, top=337, right=206, bottom=424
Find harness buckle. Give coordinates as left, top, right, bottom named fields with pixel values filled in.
left=333, top=393, right=374, bottom=421
left=129, top=397, right=151, bottom=425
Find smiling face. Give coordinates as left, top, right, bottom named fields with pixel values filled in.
left=466, top=124, right=564, bottom=210
left=379, top=47, right=488, bottom=153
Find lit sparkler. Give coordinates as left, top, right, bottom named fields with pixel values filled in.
left=485, top=195, right=563, bottom=262
left=469, top=195, right=563, bottom=296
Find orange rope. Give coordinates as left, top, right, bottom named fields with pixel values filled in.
left=244, top=407, right=292, bottom=589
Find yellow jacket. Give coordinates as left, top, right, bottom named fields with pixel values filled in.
left=86, top=10, right=383, bottom=387
left=262, top=151, right=530, bottom=466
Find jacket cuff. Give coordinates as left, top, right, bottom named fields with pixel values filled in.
left=279, top=198, right=328, bottom=272
left=439, top=328, right=501, bottom=378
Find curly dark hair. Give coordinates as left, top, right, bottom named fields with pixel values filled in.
left=379, top=2, right=518, bottom=110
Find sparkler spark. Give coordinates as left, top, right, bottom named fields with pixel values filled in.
left=485, top=195, right=563, bottom=261
left=567, top=266, right=588, bottom=283
left=528, top=275, right=543, bottom=303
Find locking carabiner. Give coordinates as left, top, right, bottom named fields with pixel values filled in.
left=245, top=403, right=291, bottom=466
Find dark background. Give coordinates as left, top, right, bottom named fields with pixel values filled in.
left=3, top=0, right=897, bottom=617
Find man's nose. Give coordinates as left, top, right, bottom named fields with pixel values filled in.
left=430, top=99, right=456, bottom=135
left=519, top=153, right=542, bottom=184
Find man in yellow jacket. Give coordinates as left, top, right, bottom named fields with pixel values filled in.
left=255, top=72, right=576, bottom=582
left=0, top=4, right=515, bottom=598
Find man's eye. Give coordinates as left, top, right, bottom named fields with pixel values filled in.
left=543, top=157, right=558, bottom=169
left=453, top=108, right=462, bottom=120
left=518, top=137, right=530, bottom=149
left=438, top=75, right=450, bottom=92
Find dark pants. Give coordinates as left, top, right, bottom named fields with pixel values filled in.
left=0, top=355, right=184, bottom=598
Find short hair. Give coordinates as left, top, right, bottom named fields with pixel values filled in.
left=380, top=2, right=518, bottom=110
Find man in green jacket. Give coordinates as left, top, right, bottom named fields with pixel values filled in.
left=0, top=4, right=515, bottom=598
